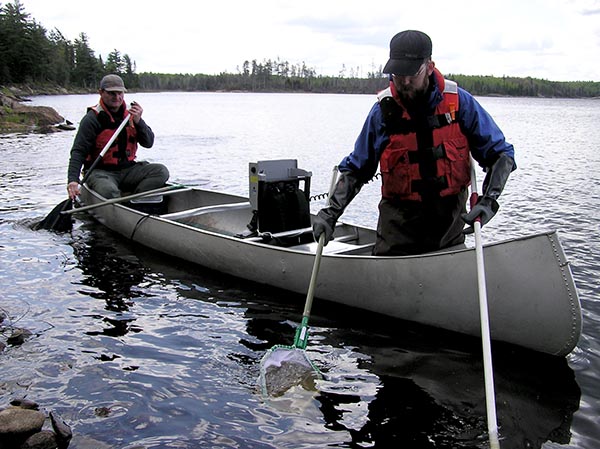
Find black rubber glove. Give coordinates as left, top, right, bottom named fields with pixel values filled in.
left=312, top=171, right=363, bottom=245
left=462, top=196, right=500, bottom=233
left=462, top=153, right=515, bottom=233
left=312, top=213, right=335, bottom=244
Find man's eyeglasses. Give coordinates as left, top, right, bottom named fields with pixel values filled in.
left=392, top=62, right=428, bottom=81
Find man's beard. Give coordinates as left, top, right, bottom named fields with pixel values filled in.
left=397, top=84, right=428, bottom=104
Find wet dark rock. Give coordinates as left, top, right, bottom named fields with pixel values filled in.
left=55, top=121, right=76, bottom=131
left=50, top=412, right=72, bottom=448
left=0, top=400, right=72, bottom=449
left=21, top=430, right=58, bottom=449
left=0, top=407, right=46, bottom=443
left=10, top=399, right=40, bottom=410
left=94, top=406, right=111, bottom=418
left=7, top=328, right=33, bottom=346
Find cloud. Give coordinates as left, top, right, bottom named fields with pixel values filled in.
left=15, top=0, right=600, bottom=81
left=569, top=0, right=600, bottom=14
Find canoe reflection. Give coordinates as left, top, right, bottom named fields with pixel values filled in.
left=317, top=314, right=579, bottom=448
left=72, top=226, right=148, bottom=336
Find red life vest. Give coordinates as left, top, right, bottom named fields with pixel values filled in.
left=85, top=100, right=138, bottom=168
left=378, top=70, right=471, bottom=201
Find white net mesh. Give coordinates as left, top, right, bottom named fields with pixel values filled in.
left=259, top=346, right=320, bottom=397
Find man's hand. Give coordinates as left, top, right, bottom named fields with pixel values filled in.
left=461, top=196, right=499, bottom=234
left=312, top=213, right=335, bottom=245
left=129, top=101, right=143, bottom=124
left=67, top=181, right=80, bottom=200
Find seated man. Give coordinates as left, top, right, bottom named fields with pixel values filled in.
left=66, top=74, right=169, bottom=200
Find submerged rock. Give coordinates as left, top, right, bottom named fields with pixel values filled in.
left=7, top=328, right=33, bottom=346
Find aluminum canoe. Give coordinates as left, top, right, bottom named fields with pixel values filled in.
left=78, top=184, right=582, bottom=356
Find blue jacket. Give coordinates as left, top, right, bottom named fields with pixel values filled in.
left=339, top=72, right=515, bottom=183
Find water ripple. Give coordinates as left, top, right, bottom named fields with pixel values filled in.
left=1, top=94, right=599, bottom=449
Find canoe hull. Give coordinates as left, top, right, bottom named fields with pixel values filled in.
left=79, top=185, right=582, bottom=356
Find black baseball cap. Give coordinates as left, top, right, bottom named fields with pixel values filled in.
left=383, top=30, right=432, bottom=75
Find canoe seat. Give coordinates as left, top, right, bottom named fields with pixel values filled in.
left=329, top=242, right=375, bottom=255
left=288, top=240, right=375, bottom=255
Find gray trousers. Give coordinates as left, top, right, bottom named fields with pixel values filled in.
left=86, top=161, right=170, bottom=199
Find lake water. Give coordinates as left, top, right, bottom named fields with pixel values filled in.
left=1, top=92, right=599, bottom=448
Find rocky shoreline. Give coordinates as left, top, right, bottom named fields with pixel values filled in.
left=0, top=85, right=78, bottom=134
left=0, top=399, right=72, bottom=449
left=1, top=314, right=74, bottom=448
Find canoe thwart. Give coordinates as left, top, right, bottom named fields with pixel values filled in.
left=159, top=202, right=251, bottom=220
left=243, top=226, right=313, bottom=242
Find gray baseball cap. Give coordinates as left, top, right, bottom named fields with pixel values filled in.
left=100, top=74, right=127, bottom=92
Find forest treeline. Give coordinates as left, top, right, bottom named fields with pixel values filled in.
left=2, top=0, right=599, bottom=98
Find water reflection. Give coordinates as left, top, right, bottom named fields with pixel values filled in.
left=288, top=310, right=580, bottom=448
left=125, top=236, right=581, bottom=449
left=68, top=231, right=148, bottom=346
left=336, top=342, right=581, bottom=449
left=73, top=230, right=148, bottom=309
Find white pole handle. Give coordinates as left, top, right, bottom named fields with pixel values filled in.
left=470, top=157, right=501, bottom=449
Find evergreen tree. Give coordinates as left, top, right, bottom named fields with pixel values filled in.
left=72, top=32, right=102, bottom=89
left=0, top=0, right=50, bottom=83
left=105, top=49, right=125, bottom=74
left=47, top=28, right=74, bottom=86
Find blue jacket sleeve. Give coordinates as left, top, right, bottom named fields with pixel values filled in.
left=457, top=88, right=515, bottom=168
left=338, top=103, right=389, bottom=182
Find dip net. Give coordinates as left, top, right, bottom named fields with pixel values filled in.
left=258, top=166, right=338, bottom=398
left=259, top=346, right=321, bottom=397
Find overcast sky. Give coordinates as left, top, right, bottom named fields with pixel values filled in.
left=16, top=0, right=600, bottom=82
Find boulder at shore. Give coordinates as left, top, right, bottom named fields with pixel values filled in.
left=0, top=90, right=69, bottom=134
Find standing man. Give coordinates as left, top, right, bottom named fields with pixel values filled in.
left=67, top=74, right=169, bottom=200
left=313, top=30, right=516, bottom=255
